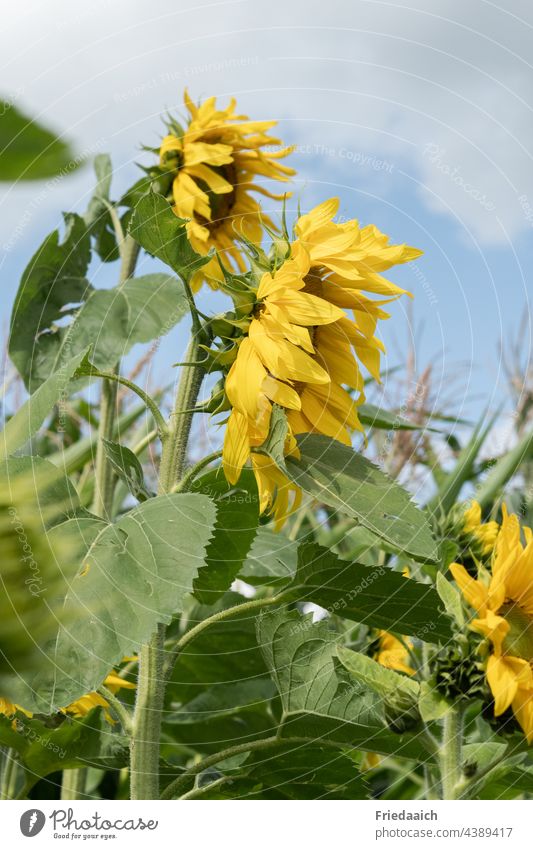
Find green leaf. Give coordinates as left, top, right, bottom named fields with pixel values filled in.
left=191, top=470, right=259, bottom=604
left=337, top=646, right=419, bottom=702
left=285, top=435, right=438, bottom=563
left=120, top=273, right=188, bottom=344
left=418, top=682, right=450, bottom=723
left=436, top=572, right=464, bottom=627
left=0, top=101, right=77, bottom=181
left=0, top=711, right=112, bottom=792
left=0, top=459, right=77, bottom=683
left=84, top=154, right=119, bottom=263
left=43, top=274, right=187, bottom=380
left=167, top=592, right=269, bottom=706
left=163, top=679, right=276, bottom=755
left=0, top=348, right=90, bottom=460
left=200, top=743, right=368, bottom=799
left=476, top=428, right=533, bottom=510
left=239, top=527, right=298, bottom=586
left=358, top=403, right=438, bottom=432
left=257, top=608, right=430, bottom=759
left=102, top=439, right=153, bottom=502
left=286, top=542, right=451, bottom=642
left=10, top=493, right=216, bottom=712
left=9, top=214, right=91, bottom=390
left=129, top=192, right=210, bottom=278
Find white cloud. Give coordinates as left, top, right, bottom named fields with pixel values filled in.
left=2, top=0, right=533, bottom=247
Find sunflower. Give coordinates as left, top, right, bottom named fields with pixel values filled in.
left=159, top=90, right=294, bottom=290
left=462, top=500, right=500, bottom=556
left=450, top=508, right=533, bottom=742
left=62, top=670, right=136, bottom=726
left=221, top=199, right=419, bottom=526
left=375, top=631, right=415, bottom=677
left=0, top=668, right=135, bottom=728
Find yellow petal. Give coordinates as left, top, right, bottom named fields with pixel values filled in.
left=222, top=409, right=250, bottom=484
left=486, top=655, right=519, bottom=716
left=449, top=562, right=488, bottom=614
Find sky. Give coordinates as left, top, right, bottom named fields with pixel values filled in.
left=1, top=0, right=532, bottom=436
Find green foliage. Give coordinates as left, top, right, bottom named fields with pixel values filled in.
left=286, top=542, right=451, bottom=641
left=239, top=527, right=299, bottom=585
left=102, top=439, right=153, bottom=502
left=286, top=435, right=438, bottom=562
left=0, top=100, right=77, bottom=181
left=199, top=743, right=368, bottom=799
left=190, top=470, right=259, bottom=603
left=257, top=608, right=430, bottom=759
left=8, top=494, right=216, bottom=712
left=129, top=193, right=210, bottom=279
left=0, top=349, right=90, bottom=460
left=0, top=711, right=123, bottom=794
left=9, top=215, right=91, bottom=390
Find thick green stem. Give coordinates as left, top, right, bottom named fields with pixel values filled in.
left=130, top=624, right=166, bottom=800
left=91, top=234, right=140, bottom=518
left=92, top=377, right=118, bottom=518
left=158, top=335, right=205, bottom=493
left=130, top=326, right=205, bottom=799
left=61, top=768, right=87, bottom=800
left=439, top=707, right=464, bottom=799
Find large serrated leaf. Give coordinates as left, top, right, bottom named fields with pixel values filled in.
left=285, top=435, right=438, bottom=563
left=9, top=214, right=92, bottom=390
left=10, top=493, right=216, bottom=713
left=286, top=542, right=451, bottom=642
left=191, top=469, right=259, bottom=604
left=257, top=608, right=430, bottom=760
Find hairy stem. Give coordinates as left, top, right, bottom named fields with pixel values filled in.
left=172, top=450, right=223, bottom=493
left=439, top=707, right=464, bottom=800
left=164, top=592, right=289, bottom=681
left=158, top=335, right=205, bottom=493
left=0, top=751, right=19, bottom=800
left=91, top=234, right=140, bottom=518
left=130, top=307, right=206, bottom=800
left=61, top=768, right=87, bottom=800
left=130, top=624, right=166, bottom=800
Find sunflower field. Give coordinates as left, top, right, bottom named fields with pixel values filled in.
left=1, top=90, right=533, bottom=804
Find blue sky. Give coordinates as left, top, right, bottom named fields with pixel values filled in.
left=1, top=0, right=532, bottom=434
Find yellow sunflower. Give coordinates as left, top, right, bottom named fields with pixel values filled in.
left=375, top=631, right=415, bottom=676
left=0, top=668, right=135, bottom=728
left=450, top=507, right=533, bottom=742
left=221, top=198, right=419, bottom=527
left=62, top=670, right=136, bottom=726
left=463, top=500, right=500, bottom=555
left=159, top=90, right=294, bottom=290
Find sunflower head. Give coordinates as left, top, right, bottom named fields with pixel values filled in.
left=450, top=507, right=533, bottom=742
left=462, top=500, right=500, bottom=557
left=220, top=198, right=421, bottom=528
left=157, top=90, right=295, bottom=290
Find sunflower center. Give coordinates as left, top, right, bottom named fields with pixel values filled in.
left=302, top=269, right=324, bottom=298
left=500, top=601, right=533, bottom=661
